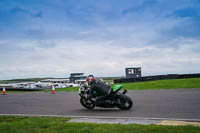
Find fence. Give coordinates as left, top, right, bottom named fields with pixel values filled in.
left=114, top=73, right=200, bottom=83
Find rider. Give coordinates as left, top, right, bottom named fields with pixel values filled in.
left=86, top=75, right=112, bottom=106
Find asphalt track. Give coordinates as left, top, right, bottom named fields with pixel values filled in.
left=0, top=89, right=200, bottom=120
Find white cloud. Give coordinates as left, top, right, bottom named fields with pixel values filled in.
left=0, top=37, right=200, bottom=80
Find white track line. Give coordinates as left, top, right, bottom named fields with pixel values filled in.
left=0, top=113, right=200, bottom=122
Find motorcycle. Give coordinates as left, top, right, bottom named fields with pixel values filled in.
left=79, top=84, right=133, bottom=110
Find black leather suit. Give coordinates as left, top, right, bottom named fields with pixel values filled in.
left=89, top=79, right=112, bottom=105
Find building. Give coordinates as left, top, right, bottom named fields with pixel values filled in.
left=40, top=78, right=70, bottom=84
left=125, top=67, right=141, bottom=78
left=69, top=73, right=87, bottom=83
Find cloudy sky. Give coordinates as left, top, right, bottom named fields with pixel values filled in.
left=0, top=0, right=200, bottom=80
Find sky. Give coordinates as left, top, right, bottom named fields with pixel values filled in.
left=0, top=0, right=200, bottom=80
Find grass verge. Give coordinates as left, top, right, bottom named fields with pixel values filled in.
left=40, top=87, right=79, bottom=92
left=114, top=78, right=200, bottom=90
left=0, top=116, right=200, bottom=133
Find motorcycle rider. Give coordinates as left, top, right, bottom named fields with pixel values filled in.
left=86, top=75, right=112, bottom=106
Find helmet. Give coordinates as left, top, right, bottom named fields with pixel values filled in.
left=86, top=75, right=95, bottom=84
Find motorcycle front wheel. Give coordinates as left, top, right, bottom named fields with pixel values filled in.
left=80, top=97, right=95, bottom=109
left=116, top=94, right=133, bottom=110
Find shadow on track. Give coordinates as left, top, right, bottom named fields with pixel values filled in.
left=77, top=108, right=134, bottom=112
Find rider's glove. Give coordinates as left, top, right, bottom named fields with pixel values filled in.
left=86, top=94, right=92, bottom=100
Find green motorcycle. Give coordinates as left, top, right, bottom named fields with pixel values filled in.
left=79, top=84, right=133, bottom=110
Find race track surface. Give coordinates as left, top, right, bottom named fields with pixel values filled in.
left=0, top=89, right=200, bottom=120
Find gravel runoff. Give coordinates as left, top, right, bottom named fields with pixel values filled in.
left=68, top=118, right=161, bottom=125
left=69, top=118, right=200, bottom=126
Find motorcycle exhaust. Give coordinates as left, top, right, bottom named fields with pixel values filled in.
left=122, top=89, right=127, bottom=94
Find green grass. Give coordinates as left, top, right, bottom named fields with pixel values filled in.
left=0, top=116, right=199, bottom=133
left=114, top=78, right=200, bottom=90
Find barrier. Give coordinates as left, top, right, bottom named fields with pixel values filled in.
left=114, top=73, right=200, bottom=83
